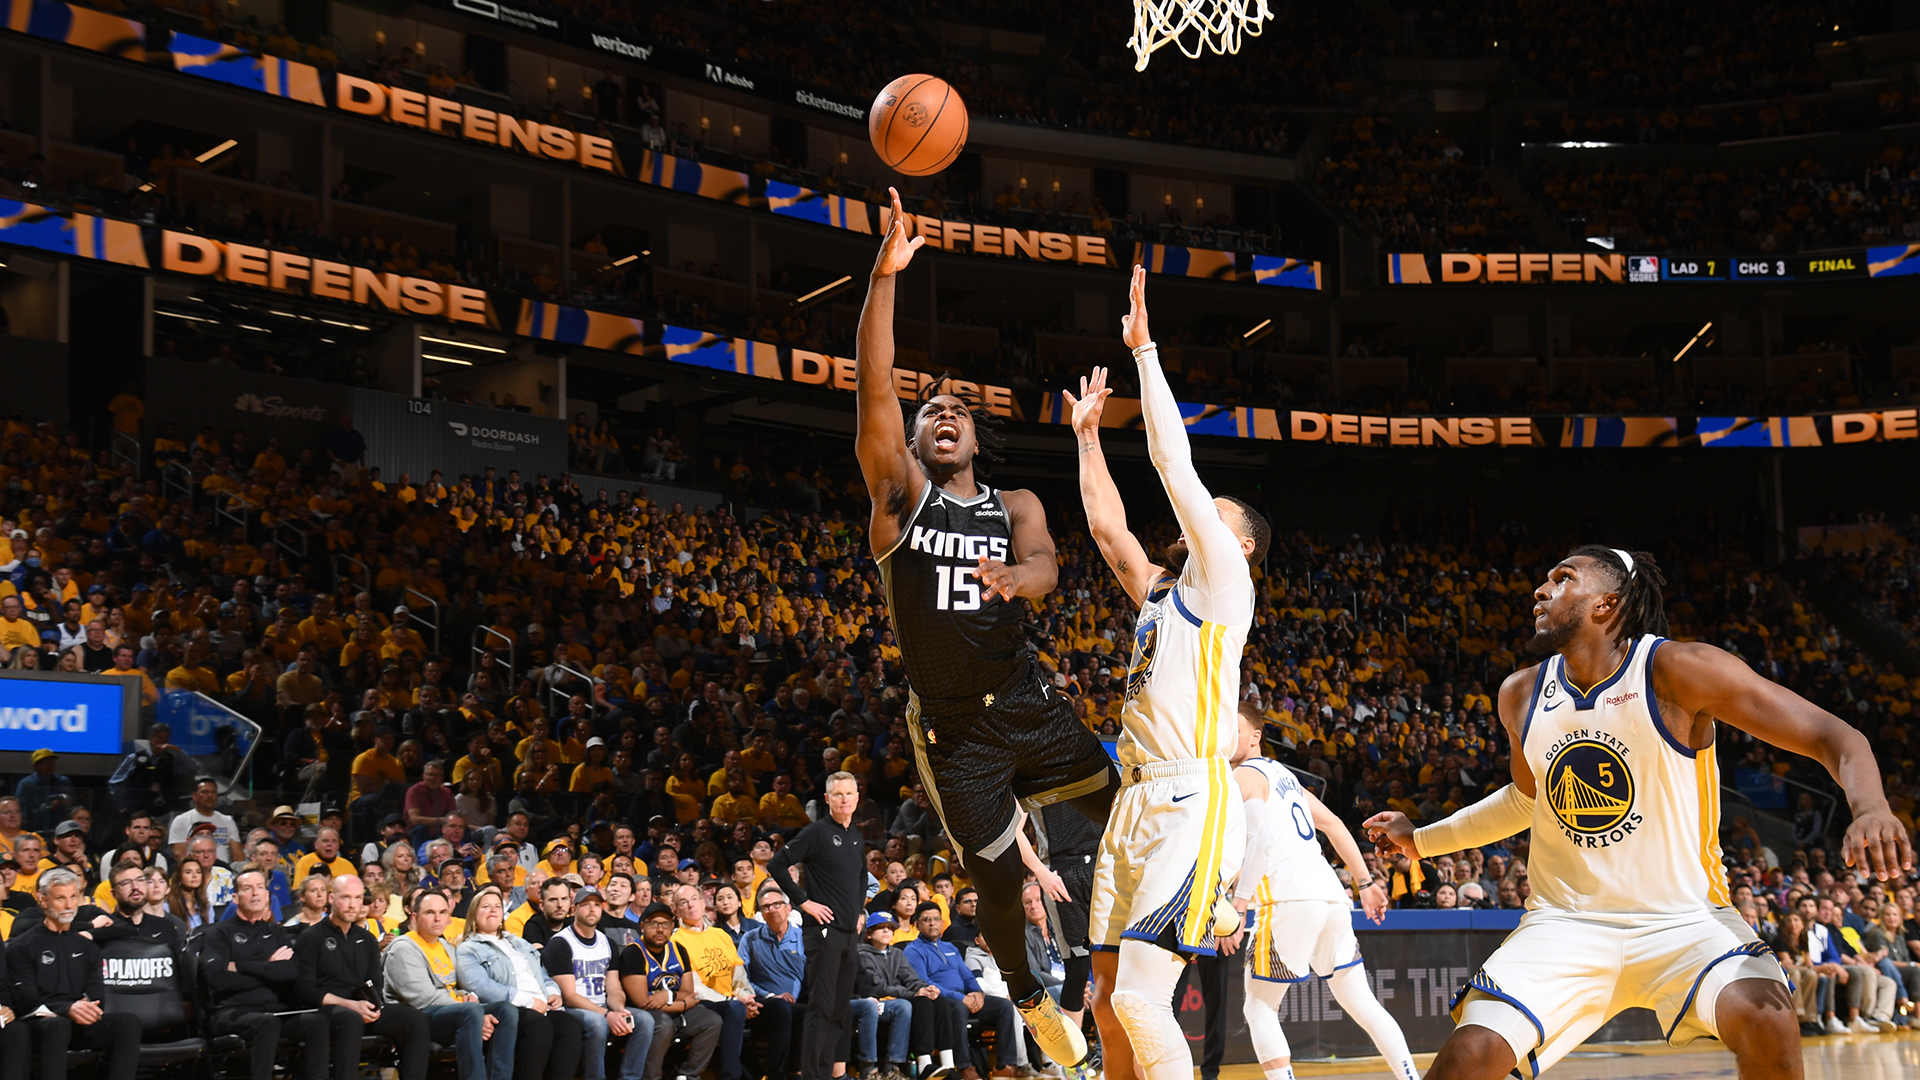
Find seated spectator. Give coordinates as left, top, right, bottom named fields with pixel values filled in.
left=855, top=910, right=951, bottom=1080
left=738, top=883, right=804, bottom=1075
left=385, top=887, right=517, bottom=1080
left=6, top=869, right=143, bottom=1080
left=548, top=885, right=650, bottom=1080
left=902, top=902, right=1017, bottom=1080
left=205, top=868, right=333, bottom=1080
left=616, top=901, right=723, bottom=1080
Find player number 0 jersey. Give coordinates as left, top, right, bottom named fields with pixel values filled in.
left=1239, top=757, right=1348, bottom=906
left=1522, top=634, right=1729, bottom=915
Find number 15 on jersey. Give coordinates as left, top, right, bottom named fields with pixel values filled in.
left=934, top=565, right=982, bottom=610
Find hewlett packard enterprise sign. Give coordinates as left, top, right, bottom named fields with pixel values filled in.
left=0, top=671, right=137, bottom=757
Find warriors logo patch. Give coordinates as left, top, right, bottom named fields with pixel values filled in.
left=1543, top=736, right=1639, bottom=844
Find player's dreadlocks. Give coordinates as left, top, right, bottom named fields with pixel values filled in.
left=1566, top=544, right=1669, bottom=642
left=904, top=376, right=1006, bottom=475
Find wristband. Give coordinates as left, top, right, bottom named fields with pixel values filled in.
left=1131, top=342, right=1158, bottom=362
left=1353, top=878, right=1375, bottom=891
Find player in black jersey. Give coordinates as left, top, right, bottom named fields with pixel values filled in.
left=856, top=188, right=1116, bottom=1076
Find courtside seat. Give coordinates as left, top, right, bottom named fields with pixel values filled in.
left=98, top=935, right=208, bottom=1072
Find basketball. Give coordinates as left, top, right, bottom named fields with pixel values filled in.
left=868, top=74, right=969, bottom=177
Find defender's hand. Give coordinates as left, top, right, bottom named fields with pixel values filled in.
left=873, top=188, right=925, bottom=279
left=1121, top=265, right=1151, bottom=350
left=1362, top=811, right=1419, bottom=861
left=1063, top=367, right=1113, bottom=438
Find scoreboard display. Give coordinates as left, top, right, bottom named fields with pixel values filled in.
left=1658, top=255, right=1867, bottom=282
left=1393, top=247, right=1900, bottom=285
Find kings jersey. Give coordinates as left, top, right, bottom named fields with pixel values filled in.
left=877, top=481, right=1029, bottom=705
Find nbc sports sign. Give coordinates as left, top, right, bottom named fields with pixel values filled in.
left=0, top=671, right=137, bottom=758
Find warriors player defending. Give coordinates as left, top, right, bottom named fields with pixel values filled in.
left=1067, top=266, right=1267, bottom=1080
left=1367, top=547, right=1912, bottom=1080
left=856, top=188, right=1117, bottom=1074
left=1223, top=703, right=1417, bottom=1080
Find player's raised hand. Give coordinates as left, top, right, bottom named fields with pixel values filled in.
left=1361, top=810, right=1418, bottom=861
left=976, top=556, right=1018, bottom=602
left=1843, top=808, right=1915, bottom=880
left=1063, top=367, right=1113, bottom=438
left=1120, top=264, right=1151, bottom=350
left=873, top=187, right=925, bottom=279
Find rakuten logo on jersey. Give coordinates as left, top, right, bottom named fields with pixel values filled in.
left=907, top=528, right=1008, bottom=561
left=1603, top=691, right=1638, bottom=707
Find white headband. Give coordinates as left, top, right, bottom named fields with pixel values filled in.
left=1611, top=549, right=1636, bottom=577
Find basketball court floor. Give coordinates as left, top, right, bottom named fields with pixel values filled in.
left=1222, top=1031, right=1920, bottom=1079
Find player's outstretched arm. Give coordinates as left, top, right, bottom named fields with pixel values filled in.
left=1066, top=366, right=1159, bottom=605
left=1305, top=789, right=1387, bottom=923
left=1124, top=266, right=1247, bottom=610
left=855, top=187, right=927, bottom=549
left=1653, top=640, right=1914, bottom=879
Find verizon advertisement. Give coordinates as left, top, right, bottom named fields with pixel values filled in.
left=417, top=0, right=869, bottom=123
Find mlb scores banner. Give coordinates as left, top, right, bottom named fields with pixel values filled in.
left=1387, top=248, right=1913, bottom=285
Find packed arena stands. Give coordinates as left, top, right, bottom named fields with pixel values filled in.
left=1535, top=138, right=1920, bottom=253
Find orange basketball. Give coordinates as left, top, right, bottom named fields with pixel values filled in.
left=869, top=74, right=969, bottom=177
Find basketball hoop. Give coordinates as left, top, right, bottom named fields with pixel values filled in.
left=1128, top=0, right=1271, bottom=71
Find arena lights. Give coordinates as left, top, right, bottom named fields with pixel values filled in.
left=195, top=139, right=239, bottom=163
left=1671, top=322, right=1714, bottom=363
left=419, top=334, right=507, bottom=354
left=793, top=275, right=853, bottom=306
left=422, top=354, right=475, bottom=366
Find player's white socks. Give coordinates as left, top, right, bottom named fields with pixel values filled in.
left=1327, top=965, right=1419, bottom=1080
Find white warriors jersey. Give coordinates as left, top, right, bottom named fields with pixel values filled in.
left=1117, top=572, right=1247, bottom=766
left=1521, top=634, right=1730, bottom=915
left=1239, top=757, right=1348, bottom=905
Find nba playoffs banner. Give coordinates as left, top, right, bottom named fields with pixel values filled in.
left=1388, top=250, right=1878, bottom=285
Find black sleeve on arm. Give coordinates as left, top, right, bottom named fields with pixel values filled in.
left=362, top=934, right=385, bottom=1001
left=203, top=923, right=253, bottom=995
left=6, top=933, right=39, bottom=1013
left=294, top=929, right=327, bottom=1007
left=543, top=937, right=574, bottom=980
left=83, top=938, right=106, bottom=1003
left=764, top=825, right=810, bottom=908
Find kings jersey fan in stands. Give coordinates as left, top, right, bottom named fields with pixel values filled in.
left=869, top=74, right=969, bottom=177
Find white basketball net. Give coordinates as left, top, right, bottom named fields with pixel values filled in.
left=1129, top=0, right=1272, bottom=71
